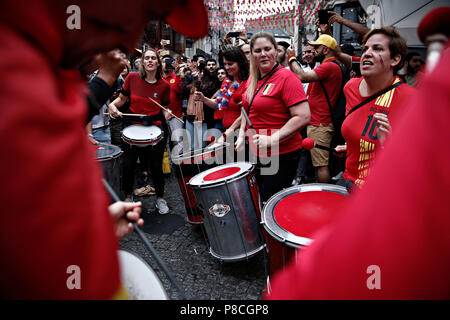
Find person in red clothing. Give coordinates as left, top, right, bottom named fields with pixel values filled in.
left=288, top=34, right=343, bottom=183
left=236, top=32, right=310, bottom=201
left=109, top=48, right=171, bottom=214
left=265, top=37, right=450, bottom=300
left=161, top=55, right=184, bottom=151
left=0, top=0, right=208, bottom=299
left=335, top=27, right=415, bottom=190
left=194, top=46, right=250, bottom=144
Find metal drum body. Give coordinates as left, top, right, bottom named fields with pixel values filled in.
left=171, top=145, right=229, bottom=224
left=121, top=124, right=163, bottom=147
left=262, top=184, right=348, bottom=278
left=95, top=143, right=123, bottom=198
left=118, top=250, right=168, bottom=300
left=189, top=162, right=264, bottom=262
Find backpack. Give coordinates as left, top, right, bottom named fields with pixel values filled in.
left=318, top=59, right=350, bottom=146
left=318, top=59, right=350, bottom=177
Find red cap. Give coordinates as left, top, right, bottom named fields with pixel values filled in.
left=166, top=0, right=209, bottom=39
left=418, top=7, right=450, bottom=44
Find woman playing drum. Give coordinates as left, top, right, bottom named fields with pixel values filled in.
left=109, top=48, right=170, bottom=214
left=237, top=32, right=311, bottom=202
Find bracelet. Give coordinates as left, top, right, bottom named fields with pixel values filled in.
left=288, top=55, right=297, bottom=64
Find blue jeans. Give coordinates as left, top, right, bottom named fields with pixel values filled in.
left=93, top=126, right=111, bottom=144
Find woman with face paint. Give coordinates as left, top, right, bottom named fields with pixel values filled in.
left=335, top=27, right=416, bottom=191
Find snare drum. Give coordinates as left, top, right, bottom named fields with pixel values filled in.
left=121, top=124, right=163, bottom=147
left=118, top=250, right=168, bottom=300
left=171, top=144, right=229, bottom=224
left=262, top=184, right=348, bottom=278
left=95, top=143, right=123, bottom=198
left=189, top=162, right=264, bottom=261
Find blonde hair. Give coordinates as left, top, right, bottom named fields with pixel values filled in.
left=245, top=32, right=278, bottom=103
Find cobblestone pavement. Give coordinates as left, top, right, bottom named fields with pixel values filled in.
left=119, top=170, right=267, bottom=300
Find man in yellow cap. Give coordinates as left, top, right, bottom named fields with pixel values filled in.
left=287, top=34, right=343, bottom=183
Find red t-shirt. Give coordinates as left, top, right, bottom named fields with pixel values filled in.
left=222, top=80, right=247, bottom=129
left=342, top=77, right=415, bottom=187
left=163, top=72, right=183, bottom=118
left=265, top=47, right=450, bottom=299
left=122, top=72, right=170, bottom=116
left=0, top=0, right=119, bottom=299
left=308, top=58, right=342, bottom=126
left=244, top=67, right=307, bottom=156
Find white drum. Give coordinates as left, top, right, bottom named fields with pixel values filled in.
left=118, top=250, right=168, bottom=300
left=121, top=124, right=163, bottom=147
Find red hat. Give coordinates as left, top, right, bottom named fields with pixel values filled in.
left=166, top=0, right=209, bottom=39
left=417, top=6, right=450, bottom=44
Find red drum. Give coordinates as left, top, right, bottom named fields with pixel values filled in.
left=171, top=144, right=228, bottom=224
left=261, top=184, right=348, bottom=280
left=189, top=162, right=264, bottom=261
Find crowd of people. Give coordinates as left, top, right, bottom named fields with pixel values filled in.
left=0, top=0, right=448, bottom=299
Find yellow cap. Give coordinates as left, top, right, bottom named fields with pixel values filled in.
left=308, top=34, right=338, bottom=50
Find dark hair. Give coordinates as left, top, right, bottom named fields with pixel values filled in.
left=277, top=41, right=290, bottom=51
left=362, top=26, right=407, bottom=74
left=206, top=58, right=217, bottom=65
left=139, top=48, right=162, bottom=80
left=192, top=54, right=205, bottom=62
left=222, top=46, right=249, bottom=81
left=340, top=43, right=355, bottom=56
left=405, top=51, right=421, bottom=63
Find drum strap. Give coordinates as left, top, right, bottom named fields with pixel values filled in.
left=247, top=63, right=283, bottom=114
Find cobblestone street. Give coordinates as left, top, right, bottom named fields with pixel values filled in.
left=119, top=170, right=267, bottom=300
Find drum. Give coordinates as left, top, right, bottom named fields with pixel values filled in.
left=95, top=143, right=123, bottom=198
left=118, top=250, right=168, bottom=300
left=121, top=124, right=163, bottom=147
left=189, top=162, right=264, bottom=261
left=171, top=144, right=229, bottom=224
left=261, top=184, right=348, bottom=278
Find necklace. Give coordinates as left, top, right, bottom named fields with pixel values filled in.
left=216, top=78, right=242, bottom=110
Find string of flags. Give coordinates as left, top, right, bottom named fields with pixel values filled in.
left=205, top=0, right=325, bottom=32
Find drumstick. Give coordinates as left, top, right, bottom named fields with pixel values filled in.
left=240, top=107, right=256, bottom=136
left=148, top=97, right=185, bottom=124
left=101, top=179, right=187, bottom=300
left=103, top=112, right=147, bottom=117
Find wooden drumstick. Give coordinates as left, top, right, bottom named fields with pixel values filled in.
left=148, top=97, right=185, bottom=124
left=101, top=178, right=187, bottom=300
left=103, top=112, right=147, bottom=117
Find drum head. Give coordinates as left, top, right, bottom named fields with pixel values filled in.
left=118, top=250, right=168, bottom=300
left=95, top=143, right=122, bottom=161
left=189, top=162, right=253, bottom=188
left=122, top=125, right=162, bottom=142
left=262, top=184, right=348, bottom=248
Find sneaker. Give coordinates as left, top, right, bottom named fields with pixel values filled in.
left=134, top=185, right=156, bottom=196
left=156, top=198, right=169, bottom=215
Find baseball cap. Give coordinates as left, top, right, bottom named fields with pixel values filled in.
left=308, top=34, right=338, bottom=50
left=166, top=0, right=209, bottom=39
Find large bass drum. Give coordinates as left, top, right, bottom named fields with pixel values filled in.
left=261, top=184, right=348, bottom=282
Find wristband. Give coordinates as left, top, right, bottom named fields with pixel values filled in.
left=288, top=55, right=297, bottom=64
left=87, top=134, right=94, bottom=138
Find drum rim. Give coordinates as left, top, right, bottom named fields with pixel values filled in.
left=171, top=143, right=227, bottom=163
left=261, top=183, right=348, bottom=248
left=122, top=135, right=163, bottom=144
left=118, top=249, right=169, bottom=300
left=95, top=143, right=123, bottom=160
left=188, top=161, right=254, bottom=189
